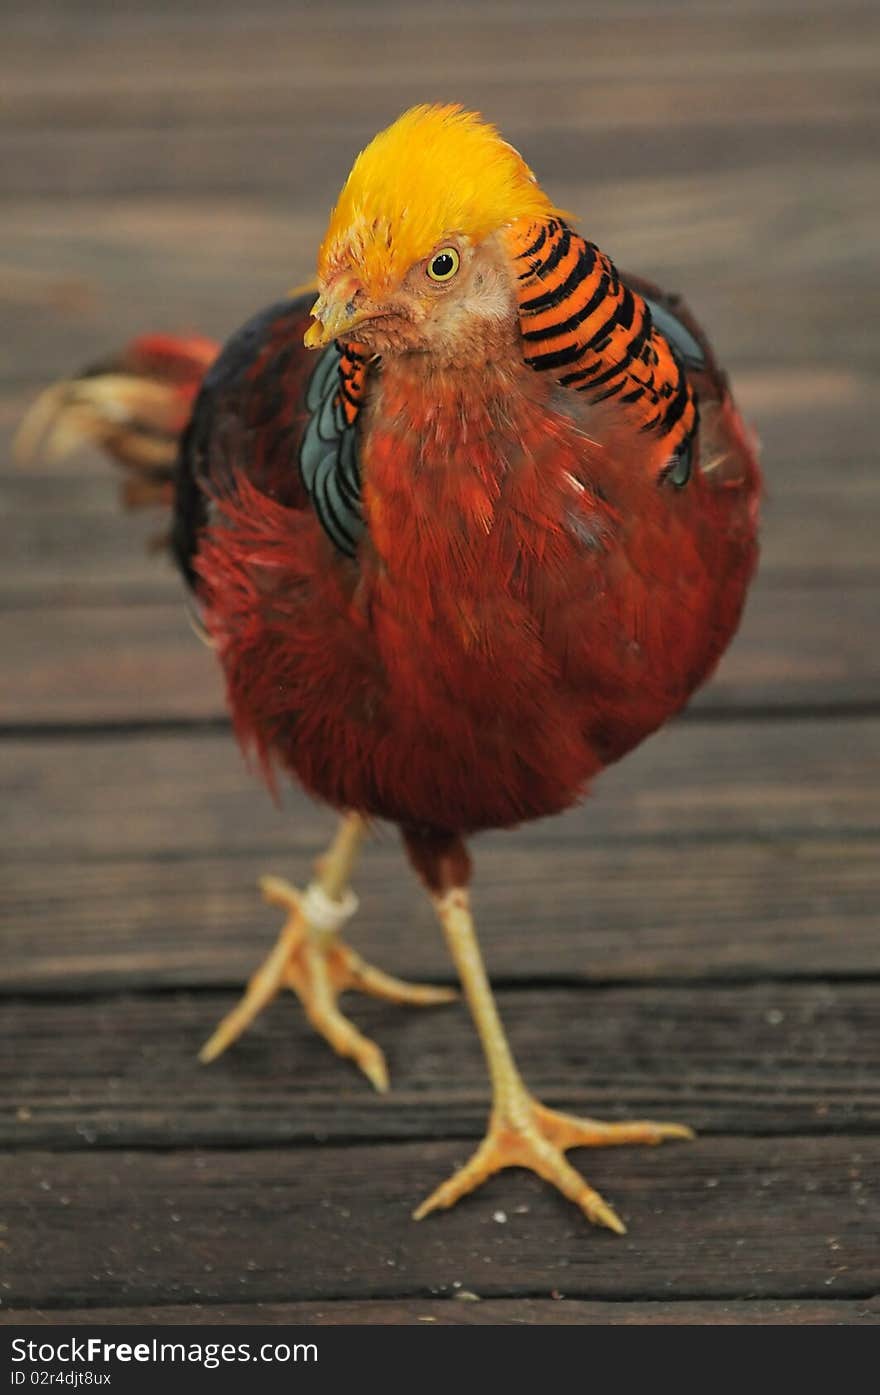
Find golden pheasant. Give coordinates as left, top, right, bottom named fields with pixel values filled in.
left=20, top=105, right=760, bottom=1232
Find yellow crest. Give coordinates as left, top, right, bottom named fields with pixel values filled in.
left=316, top=105, right=560, bottom=293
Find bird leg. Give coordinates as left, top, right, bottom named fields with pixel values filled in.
left=199, top=812, right=455, bottom=1092
left=407, top=847, right=692, bottom=1232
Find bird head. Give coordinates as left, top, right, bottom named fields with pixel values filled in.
left=304, top=104, right=561, bottom=361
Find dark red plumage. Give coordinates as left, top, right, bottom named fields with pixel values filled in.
left=20, top=108, right=763, bottom=1226
left=182, top=290, right=758, bottom=833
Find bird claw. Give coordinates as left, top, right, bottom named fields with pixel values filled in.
left=198, top=875, right=455, bottom=1091
left=414, top=1091, right=694, bottom=1231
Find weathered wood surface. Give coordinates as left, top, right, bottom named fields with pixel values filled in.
left=1, top=0, right=878, bottom=1328
left=3, top=1139, right=879, bottom=1309
left=4, top=983, right=879, bottom=1148
left=6, top=833, right=880, bottom=991
left=4, top=717, right=879, bottom=995
left=7, top=1298, right=879, bottom=1327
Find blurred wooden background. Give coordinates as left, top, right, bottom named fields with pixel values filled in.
left=1, top=0, right=879, bottom=1325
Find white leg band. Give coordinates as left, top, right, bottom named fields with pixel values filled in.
left=300, top=881, right=359, bottom=934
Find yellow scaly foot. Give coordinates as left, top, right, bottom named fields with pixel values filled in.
left=199, top=816, right=455, bottom=1091
left=414, top=883, right=692, bottom=1231
left=414, top=1086, right=692, bottom=1232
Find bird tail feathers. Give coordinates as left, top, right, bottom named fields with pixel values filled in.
left=14, top=333, right=219, bottom=514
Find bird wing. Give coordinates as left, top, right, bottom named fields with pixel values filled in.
left=173, top=294, right=370, bottom=585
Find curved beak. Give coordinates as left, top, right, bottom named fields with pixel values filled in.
left=304, top=274, right=372, bottom=349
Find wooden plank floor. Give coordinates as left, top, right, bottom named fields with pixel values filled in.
left=2, top=0, right=879, bottom=1327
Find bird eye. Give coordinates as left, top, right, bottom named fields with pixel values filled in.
left=426, top=247, right=460, bottom=282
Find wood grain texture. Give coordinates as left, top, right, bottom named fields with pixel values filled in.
left=4, top=834, right=880, bottom=992
left=3, top=718, right=878, bottom=995
left=4, top=983, right=878, bottom=1149
left=2, top=0, right=878, bottom=1328
left=5, top=1298, right=879, bottom=1327
left=3, top=1138, right=879, bottom=1309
